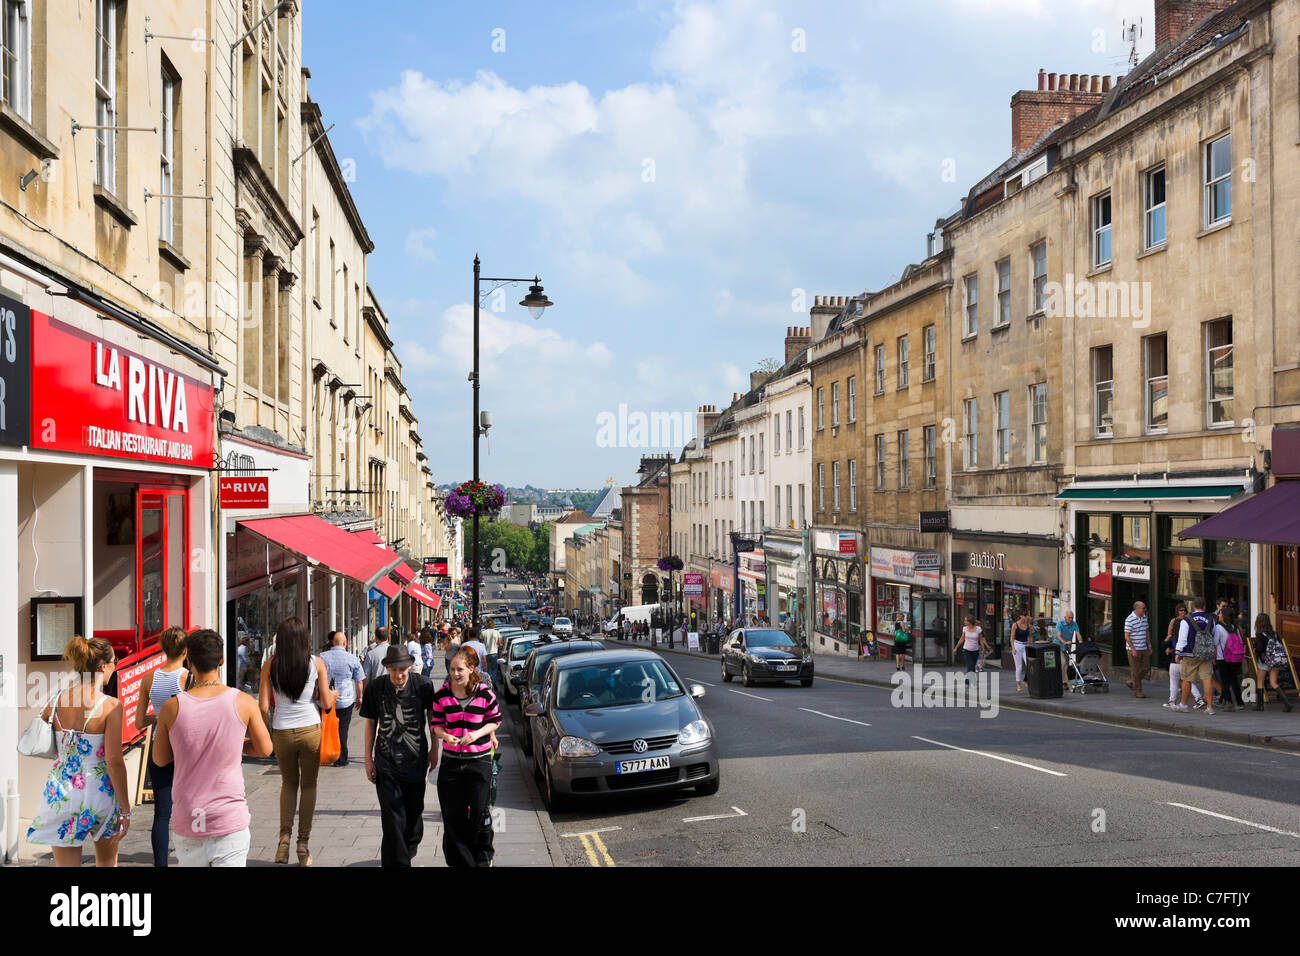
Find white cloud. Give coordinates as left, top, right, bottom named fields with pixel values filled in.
left=405, top=227, right=438, bottom=263
left=586, top=343, right=615, bottom=367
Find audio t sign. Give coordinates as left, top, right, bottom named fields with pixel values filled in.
left=0, top=292, right=31, bottom=447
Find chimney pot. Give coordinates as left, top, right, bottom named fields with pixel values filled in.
left=1091, top=74, right=1101, bottom=93
left=1069, top=73, right=1078, bottom=91
left=1047, top=72, right=1057, bottom=91
left=1102, top=75, right=1112, bottom=92
left=1037, top=68, right=1047, bottom=91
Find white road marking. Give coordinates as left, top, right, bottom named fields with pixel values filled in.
left=561, top=826, right=623, bottom=838
left=799, top=707, right=871, bottom=727
left=683, top=806, right=748, bottom=823
left=1166, top=802, right=1300, bottom=838
left=691, top=679, right=717, bottom=686
left=728, top=689, right=773, bottom=702
left=911, top=735, right=1067, bottom=777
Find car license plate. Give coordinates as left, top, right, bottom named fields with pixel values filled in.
left=776, top=664, right=797, bottom=672
left=615, top=756, right=671, bottom=775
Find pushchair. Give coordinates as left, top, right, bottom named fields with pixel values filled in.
left=1066, top=640, right=1109, bottom=693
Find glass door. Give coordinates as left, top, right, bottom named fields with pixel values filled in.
left=137, top=487, right=189, bottom=651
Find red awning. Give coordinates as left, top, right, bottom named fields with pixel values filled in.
left=406, top=582, right=442, bottom=611
left=1177, top=481, right=1300, bottom=546
left=372, top=575, right=401, bottom=600
left=238, top=515, right=402, bottom=590
left=1089, top=571, right=1112, bottom=597
left=390, top=561, right=416, bottom=585
left=350, top=529, right=384, bottom=546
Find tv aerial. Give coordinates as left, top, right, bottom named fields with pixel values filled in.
left=1122, top=18, right=1143, bottom=70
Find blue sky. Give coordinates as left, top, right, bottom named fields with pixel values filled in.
left=301, top=0, right=1154, bottom=489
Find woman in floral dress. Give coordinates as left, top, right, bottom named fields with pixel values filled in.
left=27, top=636, right=131, bottom=866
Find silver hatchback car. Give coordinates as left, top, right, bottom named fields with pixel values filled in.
left=525, top=649, right=720, bottom=811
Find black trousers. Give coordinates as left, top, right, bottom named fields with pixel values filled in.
left=1218, top=661, right=1244, bottom=706
left=336, top=704, right=354, bottom=764
left=375, top=770, right=426, bottom=867
left=437, top=756, right=494, bottom=868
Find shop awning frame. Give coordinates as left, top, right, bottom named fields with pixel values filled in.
left=238, top=515, right=402, bottom=591
left=1056, top=484, right=1244, bottom=501
left=1177, top=481, right=1300, bottom=545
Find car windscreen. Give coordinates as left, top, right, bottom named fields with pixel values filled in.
left=745, top=629, right=798, bottom=648
left=528, top=645, right=599, bottom=684
left=555, top=618, right=571, bottom=625
left=510, top=639, right=539, bottom=660
left=555, top=660, right=684, bottom=709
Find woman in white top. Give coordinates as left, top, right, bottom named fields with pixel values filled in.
left=954, top=615, right=991, bottom=676
left=259, top=617, right=335, bottom=866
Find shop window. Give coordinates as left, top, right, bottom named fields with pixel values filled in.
left=1118, top=514, right=1150, bottom=562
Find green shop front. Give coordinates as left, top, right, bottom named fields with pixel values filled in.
left=1060, top=481, right=1253, bottom=668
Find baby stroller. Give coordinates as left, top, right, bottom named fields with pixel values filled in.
left=1066, top=640, right=1109, bottom=693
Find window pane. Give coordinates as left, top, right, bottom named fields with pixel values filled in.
left=1085, top=514, right=1111, bottom=547
left=1209, top=136, right=1231, bottom=180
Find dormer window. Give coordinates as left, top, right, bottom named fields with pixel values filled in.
left=1004, top=156, right=1048, bottom=198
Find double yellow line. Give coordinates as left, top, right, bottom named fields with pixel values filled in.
left=576, top=832, right=616, bottom=866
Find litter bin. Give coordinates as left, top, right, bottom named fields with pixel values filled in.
left=707, top=632, right=720, bottom=655
left=1024, top=641, right=1063, bottom=698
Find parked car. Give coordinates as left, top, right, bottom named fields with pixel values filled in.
left=720, top=628, right=814, bottom=687
left=498, top=632, right=542, bottom=702
left=525, top=649, right=719, bottom=811
left=539, top=616, right=555, bottom=631
left=553, top=617, right=573, bottom=637
left=517, top=639, right=605, bottom=754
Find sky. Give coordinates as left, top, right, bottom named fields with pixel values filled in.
left=301, top=0, right=1155, bottom=490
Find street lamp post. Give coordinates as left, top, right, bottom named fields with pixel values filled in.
left=470, top=255, right=553, bottom=627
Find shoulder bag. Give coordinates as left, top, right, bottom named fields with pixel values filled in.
left=318, top=669, right=340, bottom=766
left=18, top=686, right=63, bottom=758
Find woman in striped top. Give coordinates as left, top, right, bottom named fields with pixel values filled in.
left=431, top=648, right=501, bottom=868
left=138, top=625, right=188, bottom=867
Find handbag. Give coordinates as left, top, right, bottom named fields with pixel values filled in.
left=18, top=687, right=62, bottom=759
left=318, top=675, right=340, bottom=766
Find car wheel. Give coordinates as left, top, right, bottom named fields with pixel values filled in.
left=721, top=658, right=733, bottom=682
left=801, top=678, right=814, bottom=688
left=542, top=763, right=570, bottom=813
left=696, top=769, right=721, bottom=796
left=742, top=663, right=755, bottom=687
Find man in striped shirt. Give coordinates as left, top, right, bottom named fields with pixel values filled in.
left=1124, top=601, right=1151, bottom=699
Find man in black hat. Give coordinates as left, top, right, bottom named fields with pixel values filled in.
left=360, top=642, right=437, bottom=866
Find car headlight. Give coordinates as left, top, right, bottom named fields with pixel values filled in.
left=558, top=735, right=601, bottom=758
left=678, top=720, right=711, bottom=746
left=748, top=653, right=765, bottom=664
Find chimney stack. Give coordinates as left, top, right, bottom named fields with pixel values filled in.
left=784, top=324, right=811, bottom=365
left=1010, top=67, right=1108, bottom=155
left=1155, top=1, right=1235, bottom=48
left=809, top=296, right=840, bottom=344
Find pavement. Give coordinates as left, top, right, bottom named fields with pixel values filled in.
left=24, top=662, right=566, bottom=867
left=611, top=633, right=1300, bottom=753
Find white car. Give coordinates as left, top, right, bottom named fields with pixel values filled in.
left=553, top=617, right=574, bottom=637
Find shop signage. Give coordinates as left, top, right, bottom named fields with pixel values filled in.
left=951, top=536, right=1060, bottom=588
left=115, top=646, right=165, bottom=746
left=870, top=547, right=941, bottom=588
left=0, top=292, right=31, bottom=446
left=919, top=510, right=950, bottom=533
left=30, top=311, right=214, bottom=467
left=733, top=537, right=756, bottom=553
left=710, top=568, right=733, bottom=592
left=838, top=534, right=857, bottom=555
left=220, top=476, right=269, bottom=509
left=775, top=564, right=799, bottom=588
left=425, top=556, right=449, bottom=576
left=1113, top=561, right=1151, bottom=581
left=914, top=552, right=943, bottom=572
left=683, top=572, right=704, bottom=596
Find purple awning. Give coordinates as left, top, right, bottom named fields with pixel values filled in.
left=1177, top=481, right=1300, bottom=546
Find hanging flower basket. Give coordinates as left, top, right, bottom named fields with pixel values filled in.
left=445, top=480, right=506, bottom=519
left=656, top=555, right=684, bottom=572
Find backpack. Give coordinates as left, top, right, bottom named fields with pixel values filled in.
left=1190, top=615, right=1215, bottom=661
left=1223, top=629, right=1245, bottom=663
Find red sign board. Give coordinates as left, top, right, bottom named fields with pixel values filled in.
left=220, top=476, right=269, bottom=508
left=838, top=535, right=857, bottom=555
left=30, top=310, right=214, bottom=467
left=425, top=557, right=448, bottom=576
left=115, top=646, right=165, bottom=745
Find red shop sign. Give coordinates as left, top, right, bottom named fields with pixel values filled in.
left=30, top=310, right=214, bottom=467
left=220, top=476, right=269, bottom=508
left=115, top=646, right=165, bottom=746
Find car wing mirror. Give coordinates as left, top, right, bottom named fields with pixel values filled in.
left=689, top=684, right=706, bottom=699
left=523, top=702, right=544, bottom=717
